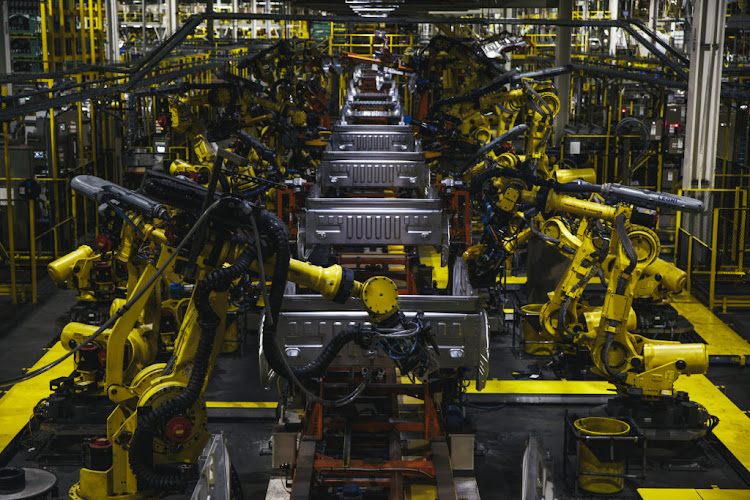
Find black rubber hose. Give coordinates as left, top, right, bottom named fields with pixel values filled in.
left=254, top=210, right=362, bottom=380
left=256, top=210, right=289, bottom=325
left=556, top=264, right=598, bottom=342
left=292, top=326, right=360, bottom=379
left=255, top=210, right=293, bottom=379
left=614, top=117, right=650, bottom=183
left=615, top=213, right=638, bottom=276
left=557, top=297, right=575, bottom=342
left=128, top=246, right=254, bottom=491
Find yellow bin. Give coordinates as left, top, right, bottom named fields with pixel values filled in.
left=574, top=417, right=630, bottom=494
left=520, top=304, right=554, bottom=356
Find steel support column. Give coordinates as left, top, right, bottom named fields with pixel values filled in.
left=554, top=0, right=572, bottom=145
left=649, top=0, right=658, bottom=31
left=682, top=0, right=727, bottom=242
left=265, top=0, right=271, bottom=40
left=0, top=3, right=11, bottom=93
left=167, top=0, right=178, bottom=37
left=251, top=0, right=257, bottom=38
left=683, top=0, right=727, bottom=190
left=106, top=0, right=119, bottom=62
left=609, top=0, right=618, bottom=56
left=232, top=0, right=239, bottom=41
left=207, top=0, right=214, bottom=43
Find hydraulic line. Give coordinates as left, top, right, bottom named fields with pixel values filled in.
left=602, top=213, right=637, bottom=380
left=250, top=213, right=369, bottom=407
left=128, top=244, right=255, bottom=490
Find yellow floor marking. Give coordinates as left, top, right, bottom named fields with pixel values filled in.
left=639, top=488, right=750, bottom=499
left=466, top=379, right=614, bottom=395
left=500, top=276, right=602, bottom=285
left=671, top=294, right=750, bottom=360
left=0, top=344, right=74, bottom=453
left=407, top=484, right=438, bottom=499
left=205, top=401, right=277, bottom=409
left=675, top=374, right=750, bottom=474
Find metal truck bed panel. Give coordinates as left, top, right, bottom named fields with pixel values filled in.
left=331, top=132, right=414, bottom=152
left=317, top=158, right=428, bottom=189
left=265, top=295, right=489, bottom=387
left=330, top=125, right=416, bottom=152
left=304, top=198, right=444, bottom=246
left=333, top=124, right=413, bottom=134
left=322, top=150, right=424, bottom=162
left=343, top=108, right=403, bottom=119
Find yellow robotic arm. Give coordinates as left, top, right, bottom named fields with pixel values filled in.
left=528, top=190, right=707, bottom=398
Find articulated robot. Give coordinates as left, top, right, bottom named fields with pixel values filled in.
left=465, top=162, right=711, bottom=430
left=52, top=173, right=432, bottom=499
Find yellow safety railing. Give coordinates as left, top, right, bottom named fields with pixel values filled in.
left=513, top=33, right=589, bottom=60
left=572, top=10, right=611, bottom=20
left=328, top=26, right=419, bottom=56
left=674, top=188, right=749, bottom=312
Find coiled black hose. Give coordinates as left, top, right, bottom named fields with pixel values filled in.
left=128, top=246, right=254, bottom=491
left=254, top=210, right=362, bottom=381
left=292, top=327, right=360, bottom=379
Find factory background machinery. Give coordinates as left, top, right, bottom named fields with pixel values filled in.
left=0, top=1, right=749, bottom=499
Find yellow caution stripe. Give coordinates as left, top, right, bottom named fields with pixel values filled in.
left=465, top=379, right=614, bottom=395
left=0, top=343, right=74, bottom=454
left=671, top=294, right=750, bottom=362
left=675, top=374, right=750, bottom=474
left=639, top=488, right=750, bottom=499
left=205, top=401, right=278, bottom=409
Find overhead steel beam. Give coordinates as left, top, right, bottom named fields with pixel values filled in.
left=0, top=63, right=222, bottom=123
left=0, top=11, right=727, bottom=124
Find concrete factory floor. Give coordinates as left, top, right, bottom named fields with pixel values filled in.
left=1, top=276, right=750, bottom=499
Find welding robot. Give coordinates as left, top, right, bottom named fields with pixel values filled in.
left=463, top=156, right=714, bottom=435
left=51, top=172, right=437, bottom=499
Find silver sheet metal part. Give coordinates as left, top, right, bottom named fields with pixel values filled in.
left=330, top=124, right=417, bottom=152
left=190, top=434, right=233, bottom=500
left=316, top=158, right=428, bottom=191
left=304, top=197, right=446, bottom=246
left=263, top=295, right=489, bottom=389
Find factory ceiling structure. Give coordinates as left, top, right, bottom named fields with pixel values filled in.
left=0, top=1, right=748, bottom=499
left=288, top=0, right=555, bottom=16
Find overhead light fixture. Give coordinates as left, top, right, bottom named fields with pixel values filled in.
left=347, top=0, right=401, bottom=17
left=351, top=7, right=397, bottom=12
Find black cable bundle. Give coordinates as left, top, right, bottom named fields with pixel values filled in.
left=254, top=211, right=370, bottom=383
left=128, top=246, right=254, bottom=491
